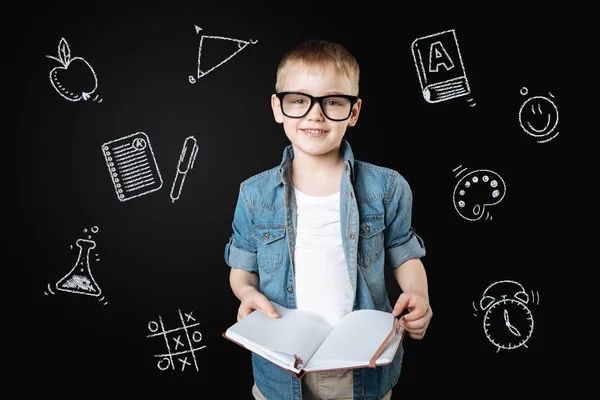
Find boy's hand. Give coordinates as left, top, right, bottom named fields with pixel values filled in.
left=392, top=292, right=432, bottom=340
left=237, top=288, right=280, bottom=321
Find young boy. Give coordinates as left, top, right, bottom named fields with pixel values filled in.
left=224, top=39, right=432, bottom=400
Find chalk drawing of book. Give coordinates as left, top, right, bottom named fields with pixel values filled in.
left=101, top=132, right=163, bottom=202
left=411, top=29, right=470, bottom=103
left=189, top=25, right=257, bottom=84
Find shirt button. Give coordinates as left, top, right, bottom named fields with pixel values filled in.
left=287, top=286, right=293, bottom=292
left=263, top=232, right=269, bottom=239
left=365, top=225, right=371, bottom=232
left=349, top=234, right=355, bottom=239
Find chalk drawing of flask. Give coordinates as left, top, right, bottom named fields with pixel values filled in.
left=56, top=238, right=102, bottom=297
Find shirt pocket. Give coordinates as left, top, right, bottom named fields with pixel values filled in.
left=357, top=215, right=385, bottom=269
left=252, top=225, right=286, bottom=274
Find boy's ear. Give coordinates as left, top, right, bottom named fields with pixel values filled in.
left=347, top=98, right=362, bottom=127
left=271, top=94, right=284, bottom=123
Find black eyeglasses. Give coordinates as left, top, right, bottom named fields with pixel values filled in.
left=275, top=91, right=359, bottom=121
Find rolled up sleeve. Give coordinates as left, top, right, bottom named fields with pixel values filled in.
left=384, top=173, right=426, bottom=269
left=224, top=185, right=258, bottom=273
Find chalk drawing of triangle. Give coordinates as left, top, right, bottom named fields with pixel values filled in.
left=195, top=27, right=258, bottom=79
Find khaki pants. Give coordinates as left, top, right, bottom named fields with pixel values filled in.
left=252, top=370, right=393, bottom=400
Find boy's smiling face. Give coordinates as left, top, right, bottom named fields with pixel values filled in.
left=271, top=63, right=361, bottom=158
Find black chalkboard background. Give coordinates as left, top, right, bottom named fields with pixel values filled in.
left=14, top=2, right=566, bottom=398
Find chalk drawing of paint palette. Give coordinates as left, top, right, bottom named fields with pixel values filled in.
left=452, top=166, right=506, bottom=221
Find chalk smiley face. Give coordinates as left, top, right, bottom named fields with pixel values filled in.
left=453, top=169, right=506, bottom=221
left=518, top=87, right=559, bottom=143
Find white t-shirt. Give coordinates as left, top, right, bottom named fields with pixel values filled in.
left=293, top=187, right=354, bottom=327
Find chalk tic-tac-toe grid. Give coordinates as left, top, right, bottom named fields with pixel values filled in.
left=146, top=309, right=206, bottom=371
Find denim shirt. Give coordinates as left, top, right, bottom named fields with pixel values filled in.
left=224, top=140, right=426, bottom=400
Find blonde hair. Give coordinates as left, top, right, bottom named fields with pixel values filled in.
left=275, top=39, right=360, bottom=94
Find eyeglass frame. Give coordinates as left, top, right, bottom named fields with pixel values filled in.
left=275, top=91, right=360, bottom=122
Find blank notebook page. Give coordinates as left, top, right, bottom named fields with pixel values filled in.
left=307, top=309, right=397, bottom=368
left=226, top=303, right=332, bottom=364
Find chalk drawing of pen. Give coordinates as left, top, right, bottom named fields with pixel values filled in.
left=170, top=136, right=198, bottom=203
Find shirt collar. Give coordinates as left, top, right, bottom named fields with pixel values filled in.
left=278, top=139, right=356, bottom=186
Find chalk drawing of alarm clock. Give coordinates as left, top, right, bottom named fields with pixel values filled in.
left=476, top=280, right=537, bottom=352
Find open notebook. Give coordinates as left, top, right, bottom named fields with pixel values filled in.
left=223, top=302, right=404, bottom=378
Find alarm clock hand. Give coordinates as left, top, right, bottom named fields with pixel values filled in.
left=507, top=324, right=521, bottom=337
left=503, top=309, right=522, bottom=337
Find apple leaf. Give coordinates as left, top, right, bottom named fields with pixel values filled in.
left=58, top=38, right=71, bottom=66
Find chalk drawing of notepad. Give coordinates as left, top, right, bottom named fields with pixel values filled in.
left=101, top=132, right=163, bottom=202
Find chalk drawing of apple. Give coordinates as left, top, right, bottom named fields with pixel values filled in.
left=47, top=38, right=99, bottom=102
